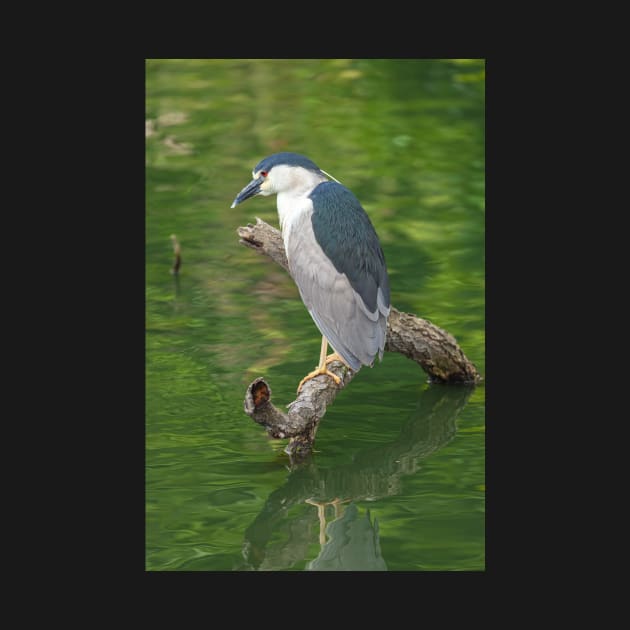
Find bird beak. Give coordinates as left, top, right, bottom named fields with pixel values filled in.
left=230, top=176, right=264, bottom=208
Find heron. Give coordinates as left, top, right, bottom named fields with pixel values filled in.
left=231, top=152, right=390, bottom=392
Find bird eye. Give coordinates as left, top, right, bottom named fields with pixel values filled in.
left=260, top=171, right=268, bottom=177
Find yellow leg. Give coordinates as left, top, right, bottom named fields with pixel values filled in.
left=329, top=497, right=351, bottom=520
left=306, top=497, right=351, bottom=546
left=324, top=352, right=345, bottom=366
left=306, top=498, right=327, bottom=546
left=297, top=336, right=343, bottom=393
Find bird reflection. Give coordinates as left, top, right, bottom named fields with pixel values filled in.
left=305, top=501, right=387, bottom=571
left=237, top=384, right=474, bottom=571
left=305, top=497, right=351, bottom=546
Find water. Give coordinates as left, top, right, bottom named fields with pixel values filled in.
left=146, top=58, right=485, bottom=571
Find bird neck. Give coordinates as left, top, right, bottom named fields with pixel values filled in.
left=276, top=171, right=328, bottom=233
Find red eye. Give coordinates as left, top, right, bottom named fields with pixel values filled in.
left=260, top=171, right=268, bottom=177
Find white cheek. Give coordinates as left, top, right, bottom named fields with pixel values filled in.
left=259, top=179, right=273, bottom=196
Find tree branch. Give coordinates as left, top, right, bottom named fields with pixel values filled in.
left=238, top=217, right=481, bottom=456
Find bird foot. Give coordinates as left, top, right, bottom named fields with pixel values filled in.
left=324, top=352, right=347, bottom=367
left=297, top=365, right=342, bottom=393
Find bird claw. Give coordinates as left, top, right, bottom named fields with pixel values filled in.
left=297, top=366, right=342, bottom=393
left=324, top=352, right=346, bottom=367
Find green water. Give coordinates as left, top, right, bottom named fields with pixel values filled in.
left=146, top=58, right=485, bottom=571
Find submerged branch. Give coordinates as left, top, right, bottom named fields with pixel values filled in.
left=237, top=217, right=481, bottom=455
left=244, top=367, right=356, bottom=458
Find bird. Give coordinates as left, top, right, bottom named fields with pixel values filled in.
left=231, top=152, right=390, bottom=392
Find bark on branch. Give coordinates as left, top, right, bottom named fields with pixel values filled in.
left=238, top=218, right=481, bottom=457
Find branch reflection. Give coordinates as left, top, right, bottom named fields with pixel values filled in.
left=238, top=384, right=474, bottom=571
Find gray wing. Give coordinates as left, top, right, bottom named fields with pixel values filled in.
left=286, top=210, right=389, bottom=371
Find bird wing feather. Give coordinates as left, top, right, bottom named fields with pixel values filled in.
left=286, top=209, right=388, bottom=371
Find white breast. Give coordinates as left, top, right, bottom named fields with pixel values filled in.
left=276, top=191, right=314, bottom=256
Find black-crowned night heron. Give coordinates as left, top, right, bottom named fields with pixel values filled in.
left=231, top=152, right=390, bottom=391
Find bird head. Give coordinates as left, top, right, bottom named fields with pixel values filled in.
left=231, top=152, right=331, bottom=208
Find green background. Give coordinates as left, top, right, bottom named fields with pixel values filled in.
left=146, top=58, right=485, bottom=570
